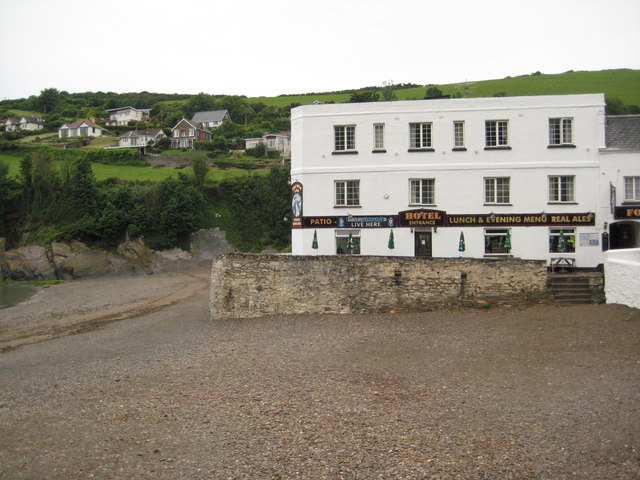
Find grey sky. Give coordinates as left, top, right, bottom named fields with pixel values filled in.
left=1, top=0, right=639, bottom=100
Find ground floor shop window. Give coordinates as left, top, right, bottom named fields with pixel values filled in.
left=484, top=228, right=511, bottom=254
left=549, top=228, right=576, bottom=253
left=336, top=230, right=360, bottom=254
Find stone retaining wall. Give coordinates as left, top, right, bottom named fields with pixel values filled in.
left=209, top=254, right=547, bottom=319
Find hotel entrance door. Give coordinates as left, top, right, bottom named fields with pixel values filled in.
left=415, top=231, right=432, bottom=257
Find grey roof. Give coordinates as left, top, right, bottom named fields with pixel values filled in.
left=191, top=110, right=229, bottom=123
left=605, top=115, right=640, bottom=150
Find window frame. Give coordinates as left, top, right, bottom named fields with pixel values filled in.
left=334, top=125, right=357, bottom=153
left=453, top=121, right=465, bottom=149
left=548, top=175, right=576, bottom=203
left=409, top=122, right=433, bottom=150
left=548, top=117, right=574, bottom=147
left=409, top=178, right=435, bottom=206
left=484, top=177, right=511, bottom=205
left=335, top=229, right=361, bottom=255
left=485, top=120, right=509, bottom=148
left=334, top=180, right=360, bottom=207
left=549, top=227, right=576, bottom=253
left=373, top=123, right=385, bottom=151
left=484, top=228, right=511, bottom=256
left=624, top=176, right=640, bottom=202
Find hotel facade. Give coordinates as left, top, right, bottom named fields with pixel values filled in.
left=290, top=94, right=640, bottom=269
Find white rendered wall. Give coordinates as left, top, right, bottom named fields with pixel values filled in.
left=291, top=95, right=613, bottom=266
left=605, top=248, right=640, bottom=309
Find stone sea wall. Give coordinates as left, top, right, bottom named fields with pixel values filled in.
left=210, top=254, right=547, bottom=319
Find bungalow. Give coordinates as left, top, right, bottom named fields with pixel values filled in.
left=171, top=118, right=211, bottom=148
left=2, top=117, right=21, bottom=132
left=117, top=129, right=166, bottom=148
left=19, top=116, right=45, bottom=131
left=106, top=106, right=151, bottom=126
left=191, top=110, right=230, bottom=129
left=245, top=132, right=291, bottom=158
left=58, top=119, right=106, bottom=138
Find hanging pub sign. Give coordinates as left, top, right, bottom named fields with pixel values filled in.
left=445, top=212, right=596, bottom=226
left=291, top=182, right=303, bottom=228
left=398, top=209, right=447, bottom=227
left=614, top=206, right=640, bottom=219
left=303, top=216, right=398, bottom=228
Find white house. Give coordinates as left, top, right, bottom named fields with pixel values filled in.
left=58, top=119, right=106, bottom=138
left=106, top=106, right=151, bottom=126
left=191, top=110, right=231, bottom=129
left=19, top=116, right=45, bottom=131
left=245, top=132, right=291, bottom=158
left=290, top=94, right=640, bottom=269
left=115, top=129, right=166, bottom=148
left=2, top=117, right=21, bottom=132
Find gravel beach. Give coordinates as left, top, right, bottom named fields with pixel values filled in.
left=0, top=269, right=639, bottom=479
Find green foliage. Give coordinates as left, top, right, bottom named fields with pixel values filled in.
left=349, top=90, right=380, bottom=103
left=424, top=85, right=444, bottom=98
left=191, top=157, right=209, bottom=190
left=85, top=148, right=147, bottom=166
left=245, top=142, right=267, bottom=158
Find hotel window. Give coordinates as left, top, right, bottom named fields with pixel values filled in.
left=453, top=121, right=465, bottom=148
left=624, top=176, right=640, bottom=202
left=549, top=118, right=573, bottom=146
left=484, top=177, right=510, bottom=204
left=335, top=180, right=360, bottom=206
left=549, top=228, right=576, bottom=253
left=484, top=228, right=511, bottom=255
left=549, top=176, right=575, bottom=203
left=373, top=123, right=385, bottom=150
left=409, top=122, right=432, bottom=149
left=336, top=230, right=361, bottom=255
left=334, top=125, right=356, bottom=152
left=485, top=120, right=509, bottom=147
left=409, top=179, right=435, bottom=205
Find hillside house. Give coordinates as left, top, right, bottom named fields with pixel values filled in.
left=2, top=117, right=20, bottom=132
left=19, top=116, right=45, bottom=131
left=116, top=129, right=166, bottom=148
left=106, top=106, right=151, bottom=126
left=171, top=118, right=211, bottom=148
left=58, top=119, right=106, bottom=138
left=290, top=94, right=640, bottom=269
left=245, top=132, right=291, bottom=158
left=191, top=110, right=231, bottom=129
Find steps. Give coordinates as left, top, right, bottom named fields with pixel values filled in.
left=549, top=274, right=602, bottom=305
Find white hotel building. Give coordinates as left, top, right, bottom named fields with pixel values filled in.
left=290, top=94, right=640, bottom=269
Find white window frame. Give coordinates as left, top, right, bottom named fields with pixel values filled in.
left=336, top=230, right=361, bottom=255
left=549, top=227, right=576, bottom=253
left=549, top=175, right=575, bottom=203
left=453, top=121, right=465, bottom=148
left=409, top=122, right=432, bottom=149
left=485, top=120, right=509, bottom=147
left=409, top=178, right=435, bottom=205
left=624, top=176, right=640, bottom=202
left=484, top=228, right=511, bottom=255
left=334, top=180, right=360, bottom=207
left=484, top=177, right=510, bottom=204
left=549, top=118, right=573, bottom=146
left=373, top=123, right=385, bottom=150
left=334, top=125, right=356, bottom=152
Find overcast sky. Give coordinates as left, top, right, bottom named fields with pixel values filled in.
left=1, top=0, right=639, bottom=101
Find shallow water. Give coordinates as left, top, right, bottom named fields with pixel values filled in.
left=0, top=283, right=38, bottom=309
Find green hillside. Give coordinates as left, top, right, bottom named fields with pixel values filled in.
left=250, top=69, right=640, bottom=107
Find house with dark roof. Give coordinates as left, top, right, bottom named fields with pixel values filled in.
left=2, top=117, right=21, bottom=132
left=170, top=118, right=212, bottom=148
left=58, top=119, right=107, bottom=138
left=191, top=110, right=230, bottom=129
left=245, top=132, right=291, bottom=158
left=116, top=129, right=166, bottom=148
left=19, top=116, right=45, bottom=131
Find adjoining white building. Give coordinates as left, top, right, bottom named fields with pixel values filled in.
left=290, top=94, right=640, bottom=269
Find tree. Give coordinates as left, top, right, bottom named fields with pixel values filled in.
left=349, top=90, right=380, bottom=103
left=191, top=157, right=209, bottom=190
left=424, top=85, right=443, bottom=98
left=381, top=80, right=398, bottom=101
left=37, top=88, right=60, bottom=114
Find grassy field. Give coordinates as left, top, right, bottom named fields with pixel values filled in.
left=250, top=69, right=640, bottom=107
left=0, top=153, right=263, bottom=183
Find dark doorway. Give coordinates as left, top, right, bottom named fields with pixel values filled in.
left=610, top=221, right=640, bottom=249
left=414, top=231, right=432, bottom=257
